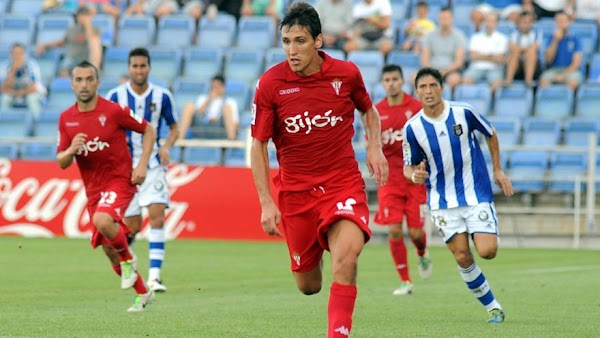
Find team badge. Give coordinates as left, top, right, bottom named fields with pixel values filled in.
left=331, top=78, right=342, bottom=95
left=98, top=114, right=107, bottom=127
left=154, top=181, right=164, bottom=191
left=453, top=124, right=463, bottom=136
left=149, top=102, right=157, bottom=112
left=292, top=252, right=301, bottom=266
left=478, top=210, right=489, bottom=221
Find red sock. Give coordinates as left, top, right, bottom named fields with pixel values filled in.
left=112, top=264, right=121, bottom=276
left=133, top=272, right=148, bottom=294
left=328, top=282, right=357, bottom=338
left=412, top=232, right=427, bottom=257
left=107, top=225, right=132, bottom=262
left=389, top=238, right=410, bottom=282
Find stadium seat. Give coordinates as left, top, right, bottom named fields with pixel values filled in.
left=0, top=0, right=7, bottom=14
left=521, top=117, right=561, bottom=146
left=93, top=14, right=115, bottom=47
left=182, top=146, right=222, bottom=165
left=224, top=49, right=264, bottom=86
left=46, top=78, right=74, bottom=111
left=493, top=84, right=533, bottom=118
left=32, top=48, right=61, bottom=87
left=102, top=46, right=129, bottom=78
left=587, top=53, right=600, bottom=83
left=0, top=15, right=35, bottom=46
left=156, top=15, right=195, bottom=48
left=386, top=51, right=420, bottom=83
left=547, top=152, right=587, bottom=192
left=390, top=0, right=408, bottom=20
left=0, top=45, right=9, bottom=63
left=393, top=18, right=406, bottom=45
left=570, top=21, right=598, bottom=57
left=534, top=85, right=574, bottom=119
left=508, top=150, right=549, bottom=192
left=8, top=0, right=44, bottom=15
left=198, top=13, right=237, bottom=48
left=182, top=47, right=224, bottom=82
left=32, top=111, right=61, bottom=138
left=268, top=145, right=278, bottom=168
left=0, top=111, right=33, bottom=139
left=347, top=50, right=385, bottom=87
left=117, top=16, right=156, bottom=47
left=320, top=48, right=345, bottom=60
left=496, top=20, right=516, bottom=36
left=237, top=16, right=275, bottom=49
left=223, top=147, right=247, bottom=167
left=225, top=80, right=250, bottom=112
left=169, top=145, right=183, bottom=163
left=452, top=3, right=476, bottom=24
left=563, top=118, right=600, bottom=146
left=36, top=14, right=74, bottom=46
left=265, top=47, right=286, bottom=70
left=20, top=143, right=56, bottom=160
left=575, top=84, right=600, bottom=118
left=453, top=84, right=492, bottom=115
left=148, top=47, right=182, bottom=85
left=486, top=117, right=521, bottom=147
left=98, top=77, right=121, bottom=96
left=171, top=77, right=208, bottom=113
left=0, top=143, right=18, bottom=159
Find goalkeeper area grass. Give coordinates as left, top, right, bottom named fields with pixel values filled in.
left=1, top=237, right=599, bottom=337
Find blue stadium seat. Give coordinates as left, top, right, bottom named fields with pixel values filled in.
left=453, top=84, right=492, bottom=115
left=102, top=46, right=129, bottom=78
left=169, top=146, right=183, bottom=163
left=93, top=14, right=115, bottom=47
left=20, top=143, right=56, bottom=160
left=386, top=51, right=420, bottom=82
left=36, top=14, right=74, bottom=46
left=182, top=146, right=222, bottom=165
left=570, top=22, right=598, bottom=57
left=98, top=77, right=121, bottom=96
left=46, top=78, right=74, bottom=111
left=521, top=117, right=561, bottom=146
left=0, top=0, right=7, bottom=14
left=268, top=145, right=278, bottom=168
left=32, top=48, right=61, bottom=86
left=0, top=111, right=33, bottom=139
left=534, top=85, right=574, bottom=119
left=265, top=47, right=286, bottom=70
left=347, top=50, right=385, bottom=87
left=182, top=47, right=224, bottom=82
left=393, top=18, right=406, bottom=45
left=156, top=15, right=195, bottom=48
left=0, top=143, right=18, bottom=159
left=509, top=150, right=549, bottom=192
left=148, top=47, right=182, bottom=85
left=198, top=13, right=237, bottom=48
left=371, top=82, right=419, bottom=104
left=321, top=48, right=345, bottom=60
left=117, top=16, right=156, bottom=47
left=563, top=118, right=600, bottom=146
left=486, top=117, right=521, bottom=147
left=496, top=20, right=515, bottom=36
left=171, top=77, right=208, bottom=113
left=587, top=53, right=600, bottom=83
left=547, top=152, right=587, bottom=192
left=223, top=147, right=247, bottom=167
left=33, top=111, right=61, bottom=138
left=390, top=0, right=408, bottom=20
left=9, top=0, right=44, bottom=15
left=493, top=84, right=533, bottom=118
left=575, top=84, right=600, bottom=118
left=0, top=15, right=35, bottom=46
left=452, top=3, right=476, bottom=24
left=225, top=80, right=250, bottom=112
left=224, top=49, right=264, bottom=86
left=237, top=16, right=275, bottom=49
left=0, top=45, right=9, bottom=63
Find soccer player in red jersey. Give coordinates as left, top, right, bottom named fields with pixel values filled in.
left=250, top=3, right=388, bottom=337
left=374, top=64, right=432, bottom=296
left=56, top=61, right=156, bottom=312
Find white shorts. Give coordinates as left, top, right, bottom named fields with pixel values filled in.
left=125, top=166, right=170, bottom=217
left=430, top=202, right=498, bottom=243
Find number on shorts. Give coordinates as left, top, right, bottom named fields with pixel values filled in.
left=99, top=191, right=117, bottom=205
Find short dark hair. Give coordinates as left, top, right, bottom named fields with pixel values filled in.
left=73, top=60, right=99, bottom=79
left=128, top=47, right=151, bottom=66
left=10, top=42, right=25, bottom=51
left=440, top=6, right=452, bottom=13
left=280, top=2, right=322, bottom=40
left=519, top=10, right=534, bottom=18
left=415, top=67, right=443, bottom=88
left=382, top=64, right=404, bottom=80
left=417, top=1, right=429, bottom=8
left=212, top=74, right=225, bottom=84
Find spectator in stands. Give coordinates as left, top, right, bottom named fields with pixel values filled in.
left=463, top=12, right=508, bottom=91
left=523, top=0, right=572, bottom=20
left=420, top=7, right=466, bottom=91
left=36, top=6, right=102, bottom=78
left=208, top=0, right=243, bottom=21
left=0, top=43, right=46, bottom=119
left=471, top=0, right=522, bottom=32
left=178, top=75, right=239, bottom=140
left=241, top=0, right=284, bottom=22
left=402, top=1, right=435, bottom=52
left=504, top=11, right=542, bottom=87
left=344, top=0, right=394, bottom=56
left=79, top=0, right=123, bottom=21
left=316, top=0, right=353, bottom=50
left=539, top=10, right=583, bottom=90
left=126, top=0, right=205, bottom=21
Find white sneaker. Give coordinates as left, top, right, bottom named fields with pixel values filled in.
left=148, top=279, right=167, bottom=293
left=127, top=291, right=154, bottom=312
left=120, top=260, right=137, bottom=289
left=418, top=254, right=433, bottom=279
left=392, top=281, right=414, bottom=296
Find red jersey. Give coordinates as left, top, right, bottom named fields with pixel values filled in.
left=57, top=96, right=148, bottom=201
left=252, top=51, right=373, bottom=191
left=376, top=93, right=422, bottom=191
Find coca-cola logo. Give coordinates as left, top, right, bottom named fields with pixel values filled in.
left=0, top=159, right=203, bottom=239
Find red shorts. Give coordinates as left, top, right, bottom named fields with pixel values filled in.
left=86, top=183, right=136, bottom=249
left=279, top=179, right=371, bottom=273
left=374, top=184, right=427, bottom=227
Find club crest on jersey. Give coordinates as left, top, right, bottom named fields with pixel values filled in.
left=149, top=102, right=157, bottom=112
left=453, top=124, right=463, bottom=136
left=331, top=78, right=342, bottom=95
left=292, top=252, right=301, bottom=266
left=98, top=114, right=107, bottom=127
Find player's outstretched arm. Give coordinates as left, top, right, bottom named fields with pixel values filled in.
left=486, top=131, right=513, bottom=196
left=132, top=124, right=156, bottom=185
left=57, top=132, right=87, bottom=169
left=250, top=138, right=282, bottom=237
left=361, top=105, right=389, bottom=187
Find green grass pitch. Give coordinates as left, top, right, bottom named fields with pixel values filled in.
left=1, top=237, right=599, bottom=337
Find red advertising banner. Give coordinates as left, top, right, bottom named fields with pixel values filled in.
left=0, top=159, right=280, bottom=241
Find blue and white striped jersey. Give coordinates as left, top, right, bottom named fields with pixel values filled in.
left=107, top=82, right=177, bottom=169
left=403, top=100, right=494, bottom=210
